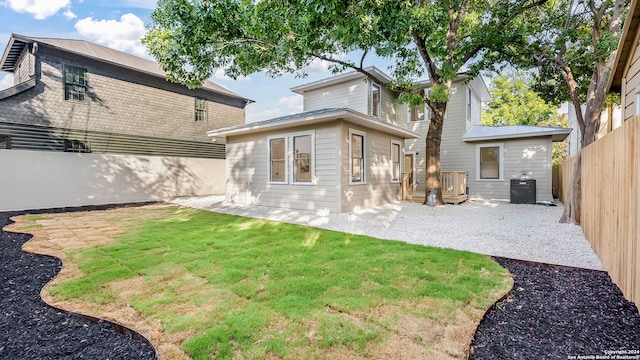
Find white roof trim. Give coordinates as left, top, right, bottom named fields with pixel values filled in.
left=207, top=108, right=419, bottom=139
left=290, top=66, right=392, bottom=94
left=462, top=125, right=572, bottom=142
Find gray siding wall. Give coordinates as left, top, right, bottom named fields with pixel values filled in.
left=623, top=36, right=640, bottom=121
left=225, top=121, right=342, bottom=212
left=302, top=78, right=397, bottom=121
left=465, top=138, right=553, bottom=202
left=0, top=47, right=244, bottom=143
left=303, top=78, right=368, bottom=113
left=340, top=122, right=403, bottom=212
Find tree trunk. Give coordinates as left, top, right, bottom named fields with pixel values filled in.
left=424, top=103, right=447, bottom=206
left=560, top=152, right=582, bottom=224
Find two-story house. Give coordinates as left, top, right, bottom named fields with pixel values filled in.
left=0, top=33, right=251, bottom=157
left=0, top=34, right=252, bottom=211
left=209, top=66, right=571, bottom=212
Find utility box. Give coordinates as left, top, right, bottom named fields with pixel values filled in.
left=510, top=179, right=536, bottom=204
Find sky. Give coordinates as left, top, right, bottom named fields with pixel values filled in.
left=0, top=0, right=399, bottom=122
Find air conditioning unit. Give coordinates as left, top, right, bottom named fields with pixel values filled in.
left=510, top=179, right=536, bottom=204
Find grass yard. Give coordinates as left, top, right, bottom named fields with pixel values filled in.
left=15, top=204, right=512, bottom=360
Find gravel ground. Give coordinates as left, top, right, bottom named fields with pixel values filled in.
left=0, top=209, right=157, bottom=360
left=170, top=195, right=604, bottom=270
left=470, top=257, right=640, bottom=359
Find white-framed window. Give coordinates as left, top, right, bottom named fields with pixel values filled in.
left=391, top=140, right=402, bottom=183
left=268, top=131, right=315, bottom=184
left=467, top=87, right=472, bottom=120
left=370, top=83, right=381, bottom=118
left=195, top=98, right=207, bottom=122
left=635, top=92, right=640, bottom=115
left=269, top=136, right=287, bottom=183
left=408, top=89, right=431, bottom=122
left=293, top=134, right=312, bottom=183
left=476, top=143, right=504, bottom=181
left=349, top=129, right=366, bottom=184
left=64, top=65, right=88, bottom=102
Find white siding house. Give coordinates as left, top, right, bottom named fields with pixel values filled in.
left=289, top=67, right=571, bottom=204
left=208, top=108, right=418, bottom=212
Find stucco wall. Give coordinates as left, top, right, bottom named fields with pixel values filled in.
left=0, top=149, right=225, bottom=211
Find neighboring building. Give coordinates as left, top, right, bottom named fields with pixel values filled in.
left=290, top=67, right=570, bottom=204
left=566, top=103, right=621, bottom=157
left=0, top=33, right=251, bottom=158
left=207, top=108, right=418, bottom=213
left=607, top=0, right=640, bottom=123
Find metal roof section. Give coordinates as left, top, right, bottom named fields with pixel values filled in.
left=462, top=125, right=572, bottom=142
left=0, top=33, right=252, bottom=103
left=290, top=66, right=393, bottom=94
left=207, top=107, right=420, bottom=139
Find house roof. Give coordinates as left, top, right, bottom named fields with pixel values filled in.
left=608, top=0, right=640, bottom=93
left=290, top=67, right=491, bottom=102
left=290, top=66, right=393, bottom=94
left=0, top=33, right=252, bottom=103
left=462, top=125, right=572, bottom=142
left=207, top=108, right=419, bottom=139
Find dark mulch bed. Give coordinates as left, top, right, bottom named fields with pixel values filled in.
left=0, top=207, right=157, bottom=360
left=470, top=257, right=640, bottom=360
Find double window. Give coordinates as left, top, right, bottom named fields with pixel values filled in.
left=195, top=98, right=207, bottom=122
left=477, top=144, right=503, bottom=180
left=268, top=132, right=314, bottom=184
left=349, top=129, right=366, bottom=183
left=64, top=65, right=88, bottom=102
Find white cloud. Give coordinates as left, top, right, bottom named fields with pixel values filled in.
left=211, top=68, right=250, bottom=82
left=74, top=13, right=147, bottom=57
left=118, top=0, right=158, bottom=9
left=63, top=9, right=76, bottom=19
left=6, top=0, right=70, bottom=19
left=0, top=73, right=14, bottom=90
left=301, top=53, right=347, bottom=74
left=246, top=95, right=303, bottom=122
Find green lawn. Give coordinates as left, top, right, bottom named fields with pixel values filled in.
left=42, top=205, right=512, bottom=359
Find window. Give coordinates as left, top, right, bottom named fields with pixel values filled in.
left=350, top=130, right=366, bottom=183
left=636, top=93, right=640, bottom=115
left=293, top=135, right=312, bottom=183
left=467, top=87, right=472, bottom=120
left=371, top=83, right=381, bottom=118
left=0, top=135, right=10, bottom=149
left=195, top=98, right=207, bottom=121
left=391, top=140, right=401, bottom=182
left=64, top=139, right=90, bottom=153
left=408, top=89, right=431, bottom=122
left=268, top=131, right=315, bottom=184
left=64, top=65, right=88, bottom=102
left=270, top=137, right=286, bottom=182
left=409, top=105, right=425, bottom=122
left=477, top=144, right=503, bottom=181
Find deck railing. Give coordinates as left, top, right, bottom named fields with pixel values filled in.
left=400, top=171, right=467, bottom=204
left=441, top=171, right=466, bottom=198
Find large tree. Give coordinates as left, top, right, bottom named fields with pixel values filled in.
left=493, top=0, right=627, bottom=223
left=143, top=0, right=546, bottom=206
left=482, top=71, right=557, bottom=126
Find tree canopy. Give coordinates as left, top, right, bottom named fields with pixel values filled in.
left=482, top=72, right=557, bottom=126
left=143, top=0, right=549, bottom=205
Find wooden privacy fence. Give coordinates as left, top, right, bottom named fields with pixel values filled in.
left=558, top=117, right=639, bottom=305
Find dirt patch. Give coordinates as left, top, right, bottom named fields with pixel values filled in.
left=7, top=204, right=191, bottom=360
